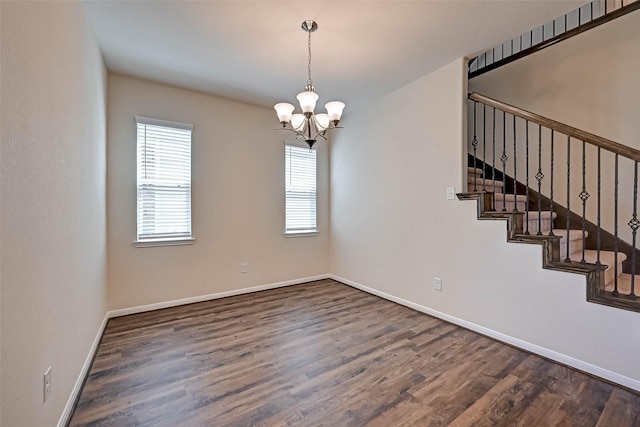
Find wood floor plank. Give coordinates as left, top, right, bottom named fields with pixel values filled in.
left=68, top=279, right=640, bottom=426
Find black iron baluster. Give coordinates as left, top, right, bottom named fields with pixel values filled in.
left=536, top=125, right=544, bottom=235
left=492, top=107, right=496, bottom=209
left=472, top=102, right=478, bottom=191
left=502, top=111, right=507, bottom=211
left=579, top=6, right=582, bottom=25
left=483, top=105, right=487, bottom=192
left=525, top=121, right=530, bottom=235
left=579, top=140, right=589, bottom=263
left=613, top=154, right=619, bottom=295
left=590, top=1, right=594, bottom=20
left=597, top=148, right=601, bottom=265
left=565, top=13, right=568, bottom=32
left=565, top=136, right=571, bottom=262
left=549, top=130, right=555, bottom=236
left=630, top=161, right=639, bottom=297
left=513, top=115, right=518, bottom=212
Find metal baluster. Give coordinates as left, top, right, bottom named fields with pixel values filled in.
left=597, top=148, right=601, bottom=265
left=591, top=1, right=594, bottom=20
left=536, top=125, right=544, bottom=235
left=565, top=13, right=568, bottom=32
left=513, top=115, right=518, bottom=211
left=630, top=161, right=638, bottom=297
left=472, top=102, right=478, bottom=191
left=525, top=121, right=530, bottom=235
left=549, top=130, right=555, bottom=236
left=483, top=105, right=487, bottom=192
left=492, top=107, right=496, bottom=209
left=565, top=136, right=571, bottom=262
left=613, top=154, right=619, bottom=295
left=580, top=140, right=589, bottom=263
left=502, top=111, right=507, bottom=211
left=579, top=6, right=582, bottom=25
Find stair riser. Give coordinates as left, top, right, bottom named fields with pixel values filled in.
left=491, top=199, right=527, bottom=212
left=559, top=238, right=584, bottom=256
left=467, top=179, right=504, bottom=191
left=525, top=215, right=554, bottom=234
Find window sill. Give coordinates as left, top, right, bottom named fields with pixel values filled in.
left=284, top=231, right=319, bottom=238
left=133, top=238, right=195, bottom=248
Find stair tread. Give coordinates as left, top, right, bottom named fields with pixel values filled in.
left=523, top=211, right=557, bottom=219
left=552, top=229, right=587, bottom=241
left=493, top=193, right=526, bottom=201
left=468, top=178, right=505, bottom=189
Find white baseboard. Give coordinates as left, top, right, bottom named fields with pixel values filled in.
left=57, top=313, right=109, bottom=427
left=107, top=274, right=330, bottom=318
left=329, top=274, right=640, bottom=393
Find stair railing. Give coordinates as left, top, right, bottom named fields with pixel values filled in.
left=468, top=0, right=640, bottom=79
left=467, top=92, right=640, bottom=312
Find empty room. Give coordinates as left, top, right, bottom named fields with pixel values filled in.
left=2, top=1, right=640, bottom=426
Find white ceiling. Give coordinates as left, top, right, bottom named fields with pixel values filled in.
left=84, top=1, right=584, bottom=111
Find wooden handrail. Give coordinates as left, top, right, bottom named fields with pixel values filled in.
left=469, top=92, right=640, bottom=163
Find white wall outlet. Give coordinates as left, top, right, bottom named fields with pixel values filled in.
left=240, top=263, right=248, bottom=273
left=446, top=187, right=455, bottom=200
left=43, top=367, right=52, bottom=402
left=433, top=278, right=442, bottom=291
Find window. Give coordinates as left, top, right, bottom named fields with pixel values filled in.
left=285, top=144, right=317, bottom=235
left=135, top=116, right=193, bottom=246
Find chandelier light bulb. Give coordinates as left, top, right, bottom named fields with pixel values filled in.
left=296, top=91, right=319, bottom=115
left=325, top=101, right=345, bottom=122
left=274, top=103, right=295, bottom=124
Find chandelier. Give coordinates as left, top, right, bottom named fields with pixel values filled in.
left=274, top=20, right=345, bottom=149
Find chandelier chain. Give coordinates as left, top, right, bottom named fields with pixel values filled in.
left=307, top=29, right=313, bottom=87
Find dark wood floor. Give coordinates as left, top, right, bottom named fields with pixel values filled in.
left=69, top=279, right=640, bottom=426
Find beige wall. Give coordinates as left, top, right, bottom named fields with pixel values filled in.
left=1, top=2, right=108, bottom=426
left=469, top=11, right=640, bottom=244
left=329, top=58, right=640, bottom=388
left=107, top=74, right=329, bottom=310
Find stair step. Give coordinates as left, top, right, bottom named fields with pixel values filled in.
left=569, top=249, right=627, bottom=285
left=523, top=211, right=556, bottom=234
left=491, top=193, right=527, bottom=212
left=468, top=167, right=484, bottom=176
left=553, top=229, right=587, bottom=256
left=467, top=178, right=505, bottom=191
left=605, top=273, right=640, bottom=295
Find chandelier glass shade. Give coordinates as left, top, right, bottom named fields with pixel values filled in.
left=274, top=20, right=345, bottom=149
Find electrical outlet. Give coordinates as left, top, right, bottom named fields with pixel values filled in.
left=240, top=263, right=248, bottom=273
left=446, top=187, right=455, bottom=200
left=43, top=367, right=52, bottom=402
left=433, top=278, right=442, bottom=291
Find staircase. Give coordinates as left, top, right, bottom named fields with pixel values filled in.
left=466, top=166, right=627, bottom=288
left=459, top=93, right=640, bottom=313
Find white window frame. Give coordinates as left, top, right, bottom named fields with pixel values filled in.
left=134, top=116, right=195, bottom=247
left=285, top=142, right=318, bottom=237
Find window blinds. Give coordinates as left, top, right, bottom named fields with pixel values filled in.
left=136, top=116, right=193, bottom=242
left=285, top=145, right=317, bottom=233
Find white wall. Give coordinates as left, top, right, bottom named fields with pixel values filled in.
left=107, top=74, right=329, bottom=310
left=469, top=11, right=640, bottom=244
left=330, top=58, right=640, bottom=389
left=1, top=2, right=108, bottom=426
